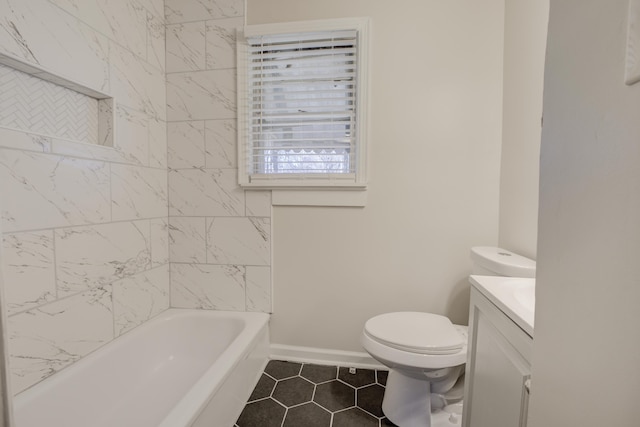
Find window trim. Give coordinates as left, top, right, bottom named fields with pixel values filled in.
left=237, top=17, right=370, bottom=191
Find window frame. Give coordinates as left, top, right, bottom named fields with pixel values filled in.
left=237, top=17, right=370, bottom=191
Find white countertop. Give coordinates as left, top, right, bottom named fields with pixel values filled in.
left=469, top=275, right=535, bottom=337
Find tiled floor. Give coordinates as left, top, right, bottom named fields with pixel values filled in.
left=235, top=360, right=397, bottom=427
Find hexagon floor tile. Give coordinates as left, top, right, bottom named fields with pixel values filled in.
left=235, top=360, right=398, bottom=427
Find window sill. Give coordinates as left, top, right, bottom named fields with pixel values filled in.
left=240, top=180, right=368, bottom=207
left=239, top=175, right=368, bottom=206
left=271, top=188, right=367, bottom=207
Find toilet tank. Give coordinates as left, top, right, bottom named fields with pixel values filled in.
left=470, top=246, right=536, bottom=278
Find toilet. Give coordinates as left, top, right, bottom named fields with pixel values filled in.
left=361, top=246, right=536, bottom=427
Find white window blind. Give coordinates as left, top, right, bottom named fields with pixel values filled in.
left=238, top=19, right=369, bottom=189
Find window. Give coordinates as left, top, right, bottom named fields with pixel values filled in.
left=237, top=18, right=370, bottom=192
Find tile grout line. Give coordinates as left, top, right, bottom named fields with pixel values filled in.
left=239, top=361, right=390, bottom=427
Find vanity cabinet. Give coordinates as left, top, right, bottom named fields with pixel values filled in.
left=462, top=287, right=533, bottom=427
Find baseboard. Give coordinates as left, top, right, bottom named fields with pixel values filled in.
left=269, top=344, right=385, bottom=370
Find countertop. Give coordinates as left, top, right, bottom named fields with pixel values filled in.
left=469, top=275, right=535, bottom=337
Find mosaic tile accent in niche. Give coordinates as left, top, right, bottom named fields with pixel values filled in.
left=0, top=63, right=99, bottom=144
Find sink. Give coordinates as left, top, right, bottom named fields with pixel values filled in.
left=469, top=275, right=536, bottom=336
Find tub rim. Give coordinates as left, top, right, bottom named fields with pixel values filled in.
left=13, top=308, right=270, bottom=427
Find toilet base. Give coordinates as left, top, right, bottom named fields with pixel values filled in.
left=382, top=370, right=463, bottom=427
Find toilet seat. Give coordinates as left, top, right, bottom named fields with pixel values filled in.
left=364, top=312, right=465, bottom=355
left=361, top=312, right=468, bottom=370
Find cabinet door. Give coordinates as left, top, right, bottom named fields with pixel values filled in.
left=466, top=308, right=531, bottom=427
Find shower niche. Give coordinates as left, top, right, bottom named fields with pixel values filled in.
left=0, top=53, right=114, bottom=147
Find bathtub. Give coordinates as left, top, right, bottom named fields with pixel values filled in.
left=13, top=309, right=270, bottom=427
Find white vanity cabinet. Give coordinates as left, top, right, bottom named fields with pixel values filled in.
left=462, top=285, right=533, bottom=427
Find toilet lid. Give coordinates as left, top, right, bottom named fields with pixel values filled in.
left=364, top=312, right=465, bottom=355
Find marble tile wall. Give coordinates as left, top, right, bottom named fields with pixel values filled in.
left=165, top=0, right=273, bottom=314
left=0, top=0, right=168, bottom=395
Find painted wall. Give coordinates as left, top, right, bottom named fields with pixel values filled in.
left=247, top=0, right=505, bottom=352
left=498, top=0, right=549, bottom=260
left=164, top=0, right=272, bottom=314
left=529, top=0, right=640, bottom=425
left=0, top=0, right=168, bottom=394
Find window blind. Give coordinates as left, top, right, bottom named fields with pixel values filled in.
left=245, top=29, right=359, bottom=177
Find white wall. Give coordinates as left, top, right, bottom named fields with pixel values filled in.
left=498, top=0, right=549, bottom=259
left=0, top=0, right=168, bottom=394
left=529, top=0, right=640, bottom=425
left=247, top=0, right=505, bottom=352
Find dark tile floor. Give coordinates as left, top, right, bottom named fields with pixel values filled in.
left=235, top=360, right=398, bottom=427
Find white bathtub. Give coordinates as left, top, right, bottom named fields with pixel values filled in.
left=13, top=309, right=270, bottom=427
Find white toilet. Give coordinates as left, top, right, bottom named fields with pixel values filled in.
left=361, top=246, right=536, bottom=427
